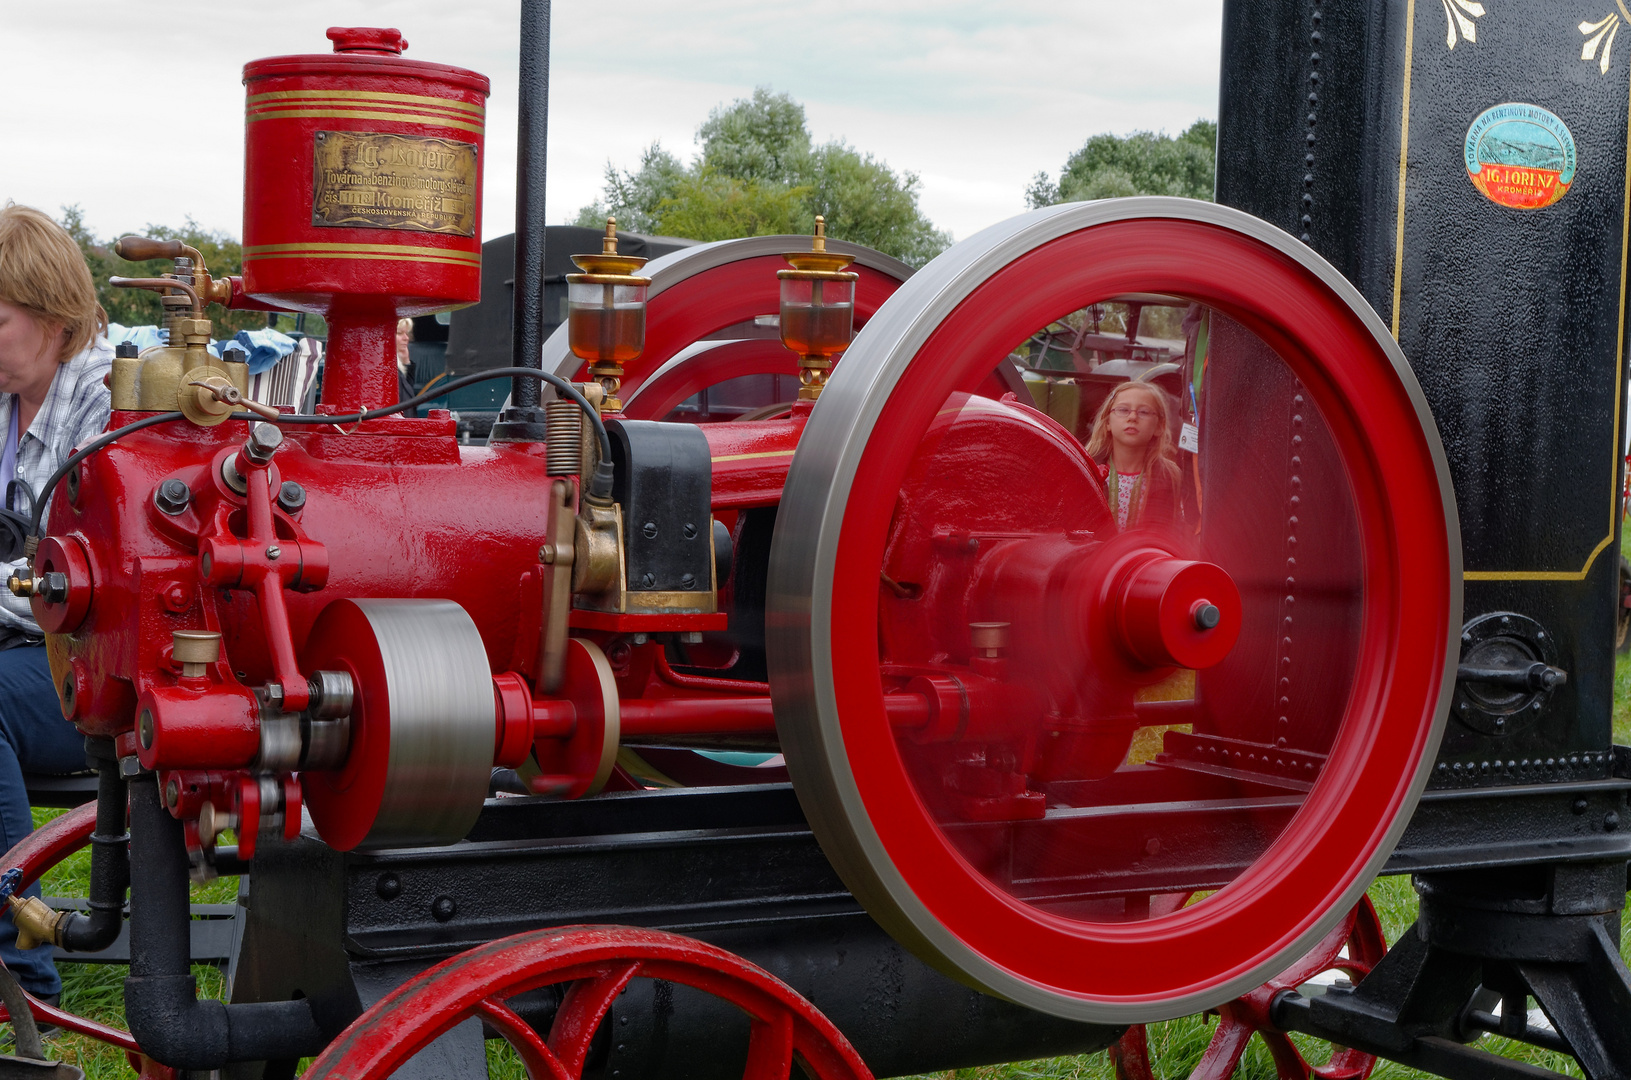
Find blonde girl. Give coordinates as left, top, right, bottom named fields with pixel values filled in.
left=1085, top=381, right=1181, bottom=530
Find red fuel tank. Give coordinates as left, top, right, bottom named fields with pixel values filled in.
left=241, top=27, right=488, bottom=320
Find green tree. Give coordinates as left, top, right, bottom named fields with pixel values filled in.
left=1026, top=120, right=1217, bottom=208
left=58, top=207, right=290, bottom=338
left=575, top=89, right=950, bottom=267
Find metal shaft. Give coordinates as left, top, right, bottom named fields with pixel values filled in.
left=512, top=0, right=550, bottom=409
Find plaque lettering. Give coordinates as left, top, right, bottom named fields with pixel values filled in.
left=311, top=131, right=478, bottom=236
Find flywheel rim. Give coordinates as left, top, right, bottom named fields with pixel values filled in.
left=766, top=197, right=1461, bottom=1023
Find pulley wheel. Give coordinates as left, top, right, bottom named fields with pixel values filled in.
left=767, top=198, right=1460, bottom=1023
left=302, top=598, right=495, bottom=850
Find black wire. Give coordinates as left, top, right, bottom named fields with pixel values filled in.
left=28, top=366, right=615, bottom=540
left=0, top=510, right=29, bottom=564
left=31, top=412, right=186, bottom=537
left=233, top=367, right=611, bottom=462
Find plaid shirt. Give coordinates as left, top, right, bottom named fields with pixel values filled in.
left=0, top=339, right=113, bottom=647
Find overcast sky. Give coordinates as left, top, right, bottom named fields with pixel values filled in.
left=1, top=1, right=1222, bottom=246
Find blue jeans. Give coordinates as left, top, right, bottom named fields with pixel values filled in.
left=0, top=646, right=87, bottom=995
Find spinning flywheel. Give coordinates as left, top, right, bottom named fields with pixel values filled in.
left=766, top=198, right=1460, bottom=1023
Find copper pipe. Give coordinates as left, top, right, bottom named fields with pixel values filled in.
left=109, top=277, right=201, bottom=313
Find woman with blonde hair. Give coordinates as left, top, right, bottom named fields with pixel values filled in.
left=0, top=202, right=112, bottom=1004
left=1085, top=381, right=1181, bottom=531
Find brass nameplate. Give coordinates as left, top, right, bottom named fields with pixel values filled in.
left=311, top=131, right=477, bottom=236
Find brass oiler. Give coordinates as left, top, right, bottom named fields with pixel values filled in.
left=106, top=240, right=250, bottom=420
left=565, top=218, right=652, bottom=414
left=778, top=217, right=859, bottom=401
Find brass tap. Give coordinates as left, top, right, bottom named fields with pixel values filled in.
left=8, top=895, right=65, bottom=951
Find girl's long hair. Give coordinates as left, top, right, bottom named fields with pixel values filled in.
left=1085, top=381, right=1182, bottom=489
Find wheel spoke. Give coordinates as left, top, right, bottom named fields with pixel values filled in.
left=548, top=960, right=642, bottom=1076
left=474, top=996, right=571, bottom=1080
left=1276, top=909, right=1359, bottom=989
left=1189, top=1015, right=1254, bottom=1080
left=742, top=1010, right=795, bottom=1080
left=1107, top=1024, right=1155, bottom=1080
left=1315, top=1046, right=1377, bottom=1080
left=1260, top=1032, right=1314, bottom=1080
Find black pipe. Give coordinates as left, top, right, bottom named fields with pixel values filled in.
left=491, top=0, right=551, bottom=443
left=124, top=775, right=326, bottom=1069
left=57, top=738, right=125, bottom=952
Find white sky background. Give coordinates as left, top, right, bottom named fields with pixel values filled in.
left=0, top=0, right=1222, bottom=246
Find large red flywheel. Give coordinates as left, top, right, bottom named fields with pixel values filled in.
left=766, top=198, right=1460, bottom=1023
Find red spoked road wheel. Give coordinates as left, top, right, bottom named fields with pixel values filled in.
left=767, top=198, right=1460, bottom=1023
left=1109, top=896, right=1386, bottom=1080
left=303, top=925, right=873, bottom=1080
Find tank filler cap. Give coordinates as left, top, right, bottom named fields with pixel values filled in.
left=326, top=27, right=407, bottom=55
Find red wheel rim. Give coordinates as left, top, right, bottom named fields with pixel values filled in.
left=769, top=199, right=1459, bottom=1022
left=303, top=925, right=873, bottom=1080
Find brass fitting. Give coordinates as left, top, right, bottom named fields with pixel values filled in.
left=7, top=573, right=32, bottom=598
left=173, top=630, right=221, bottom=678
left=8, top=894, right=65, bottom=951
left=573, top=503, right=622, bottom=594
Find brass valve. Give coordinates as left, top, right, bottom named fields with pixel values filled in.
left=112, top=236, right=232, bottom=308
left=7, top=894, right=65, bottom=951
left=185, top=377, right=281, bottom=426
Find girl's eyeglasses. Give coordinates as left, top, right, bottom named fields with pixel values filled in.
left=1109, top=405, right=1158, bottom=420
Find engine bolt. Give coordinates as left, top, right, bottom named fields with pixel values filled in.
left=165, top=779, right=179, bottom=808
left=277, top=481, right=306, bottom=514
left=1193, top=602, right=1221, bottom=630
left=642, top=521, right=658, bottom=539
left=265, top=545, right=281, bottom=561
left=431, top=895, right=457, bottom=922
left=683, top=522, right=697, bottom=540
left=244, top=422, right=284, bottom=464
left=154, top=478, right=191, bottom=516
left=376, top=873, right=402, bottom=900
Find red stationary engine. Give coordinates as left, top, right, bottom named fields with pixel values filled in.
left=21, top=29, right=1459, bottom=1049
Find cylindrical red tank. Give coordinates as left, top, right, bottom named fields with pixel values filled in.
left=241, top=27, right=488, bottom=319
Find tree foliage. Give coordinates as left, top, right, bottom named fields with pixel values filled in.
left=58, top=207, right=285, bottom=338
left=575, top=89, right=950, bottom=267
left=1026, top=120, right=1217, bottom=208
